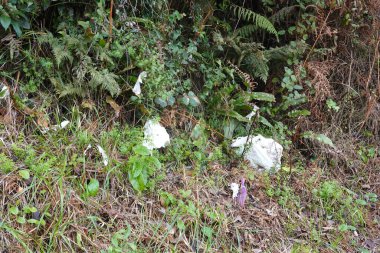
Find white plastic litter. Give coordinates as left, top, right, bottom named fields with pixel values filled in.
left=96, top=145, right=109, bottom=166
left=246, top=105, right=260, bottom=120
left=231, top=135, right=283, bottom=171
left=0, top=86, right=9, bottom=99
left=142, top=120, right=170, bottom=150
left=59, top=120, right=70, bottom=129
left=84, top=144, right=92, bottom=154
left=41, top=120, right=70, bottom=133
left=132, top=71, right=147, bottom=96
left=230, top=183, right=239, bottom=199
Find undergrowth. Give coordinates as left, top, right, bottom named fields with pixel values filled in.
left=1, top=0, right=379, bottom=252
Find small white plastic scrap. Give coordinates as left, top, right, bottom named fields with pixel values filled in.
left=132, top=71, right=147, bottom=96
left=96, top=145, right=109, bottom=166
left=84, top=144, right=92, bottom=155
left=0, top=86, right=9, bottom=99
left=60, top=120, right=70, bottom=129
left=230, top=183, right=240, bottom=199
left=246, top=105, right=260, bottom=120
left=49, top=120, right=70, bottom=131
left=142, top=120, right=170, bottom=150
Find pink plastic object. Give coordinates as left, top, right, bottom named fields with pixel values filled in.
left=238, top=178, right=247, bottom=207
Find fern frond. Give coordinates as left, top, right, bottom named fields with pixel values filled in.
left=59, top=86, right=86, bottom=97
left=242, top=51, right=269, bottom=82
left=269, top=5, right=298, bottom=24
left=89, top=69, right=121, bottom=97
left=231, top=4, right=277, bottom=38
left=265, top=41, right=308, bottom=61
left=52, top=44, right=73, bottom=68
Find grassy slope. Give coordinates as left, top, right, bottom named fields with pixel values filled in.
left=0, top=116, right=378, bottom=253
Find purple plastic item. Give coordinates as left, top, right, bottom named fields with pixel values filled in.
left=238, top=178, right=247, bottom=207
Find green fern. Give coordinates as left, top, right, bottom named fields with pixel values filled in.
left=89, top=69, right=121, bottom=97
left=242, top=50, right=269, bottom=82
left=231, top=4, right=278, bottom=38
left=269, top=5, right=298, bottom=24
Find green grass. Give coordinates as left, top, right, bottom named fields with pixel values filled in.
left=0, top=122, right=378, bottom=252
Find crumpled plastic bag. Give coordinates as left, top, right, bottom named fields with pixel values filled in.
left=231, top=135, right=283, bottom=171
left=142, top=120, right=170, bottom=150
left=132, top=71, right=147, bottom=96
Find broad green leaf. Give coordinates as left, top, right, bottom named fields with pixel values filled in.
left=223, top=110, right=249, bottom=123
left=251, top=92, right=275, bottom=102
left=150, top=157, right=161, bottom=169
left=0, top=14, right=11, bottom=30
left=11, top=21, right=22, bottom=37
left=16, top=216, right=26, bottom=224
left=288, top=109, right=311, bottom=118
left=19, top=170, right=30, bottom=180
left=9, top=206, right=19, bottom=215
left=23, top=206, right=37, bottom=213
left=355, top=199, right=367, bottom=206
left=315, top=134, right=334, bottom=147
left=303, top=132, right=335, bottom=147
left=259, top=116, right=273, bottom=128
left=86, top=178, right=99, bottom=197
left=27, top=219, right=38, bottom=224
left=133, top=145, right=150, bottom=156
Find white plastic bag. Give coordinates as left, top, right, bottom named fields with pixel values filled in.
left=231, top=135, right=283, bottom=171
left=142, top=120, right=170, bottom=150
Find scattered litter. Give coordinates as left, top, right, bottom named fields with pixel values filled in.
left=265, top=207, right=277, bottom=217
left=59, top=120, right=70, bottom=129
left=238, top=178, right=247, bottom=207
left=142, top=120, right=170, bottom=150
left=132, top=71, right=147, bottom=96
left=41, top=120, right=70, bottom=133
left=96, top=145, right=109, bottom=166
left=0, top=85, right=9, bottom=99
left=231, top=135, right=283, bottom=171
left=246, top=105, right=260, bottom=120
left=233, top=215, right=243, bottom=223
left=125, top=21, right=138, bottom=28
left=230, top=183, right=239, bottom=199
left=84, top=144, right=92, bottom=154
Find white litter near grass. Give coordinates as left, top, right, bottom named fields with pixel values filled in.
left=230, top=183, right=239, bottom=199
left=96, top=145, right=109, bottom=166
left=0, top=86, right=9, bottom=99
left=132, top=71, right=147, bottom=96
left=142, top=120, right=170, bottom=150
left=84, top=144, right=92, bottom=154
left=41, top=120, right=70, bottom=133
left=231, top=134, right=283, bottom=171
left=246, top=105, right=260, bottom=120
left=59, top=120, right=70, bottom=129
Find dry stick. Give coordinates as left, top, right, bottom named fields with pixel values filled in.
left=358, top=35, right=380, bottom=131
left=242, top=111, right=259, bottom=158
left=303, top=9, right=332, bottom=66
left=108, top=0, right=114, bottom=42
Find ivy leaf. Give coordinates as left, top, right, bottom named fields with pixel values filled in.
left=0, top=14, right=11, bottom=30
left=86, top=178, right=100, bottom=197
